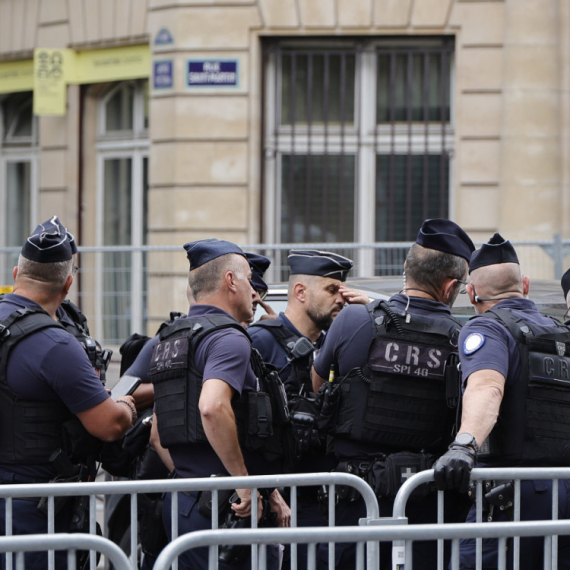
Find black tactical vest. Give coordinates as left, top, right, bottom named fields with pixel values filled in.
left=249, top=319, right=314, bottom=398
left=0, top=305, right=72, bottom=464
left=149, top=314, right=288, bottom=462
left=475, top=308, right=570, bottom=465
left=333, top=300, right=462, bottom=455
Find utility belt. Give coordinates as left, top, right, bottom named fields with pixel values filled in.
left=467, top=480, right=514, bottom=522
left=333, top=451, right=437, bottom=503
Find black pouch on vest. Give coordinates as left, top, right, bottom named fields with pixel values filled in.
left=316, top=381, right=342, bottom=433
left=247, top=392, right=273, bottom=444
left=383, top=452, right=436, bottom=500
left=333, top=462, right=361, bottom=503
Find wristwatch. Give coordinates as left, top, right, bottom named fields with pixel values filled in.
left=454, top=433, right=479, bottom=453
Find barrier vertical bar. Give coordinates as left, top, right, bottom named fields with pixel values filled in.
left=498, top=537, right=507, bottom=570
left=328, top=483, right=335, bottom=570
left=308, top=543, right=317, bottom=570
left=476, top=480, right=482, bottom=570
left=68, top=549, right=76, bottom=570
left=171, top=491, right=178, bottom=570
left=6, top=497, right=12, bottom=570
left=130, top=493, right=137, bottom=570
left=437, top=490, right=444, bottom=570
left=252, top=487, right=258, bottom=570
left=48, top=495, right=54, bottom=570
left=552, top=478, right=559, bottom=570
left=15, top=552, right=23, bottom=570
left=291, top=486, right=297, bottom=570
left=513, top=479, right=521, bottom=567
left=211, top=489, right=219, bottom=564
left=356, top=540, right=364, bottom=570
left=89, top=494, right=97, bottom=570
left=451, top=539, right=460, bottom=570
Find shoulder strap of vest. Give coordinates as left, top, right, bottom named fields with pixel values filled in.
left=158, top=313, right=248, bottom=346
left=0, top=305, right=64, bottom=344
left=249, top=319, right=301, bottom=353
left=368, top=298, right=461, bottom=343
left=59, top=300, right=90, bottom=335
left=482, top=307, right=570, bottom=348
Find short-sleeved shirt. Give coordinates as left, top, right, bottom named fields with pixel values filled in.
left=458, top=298, right=557, bottom=390
left=314, top=294, right=457, bottom=460
left=156, top=305, right=271, bottom=478
left=0, top=294, right=109, bottom=480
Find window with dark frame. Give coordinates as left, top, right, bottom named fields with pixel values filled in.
left=263, top=37, right=454, bottom=276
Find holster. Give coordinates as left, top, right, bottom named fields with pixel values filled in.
left=289, top=394, right=321, bottom=458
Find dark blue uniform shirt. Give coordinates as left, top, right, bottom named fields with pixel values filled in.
left=314, top=294, right=456, bottom=459
left=458, top=298, right=556, bottom=391
left=0, top=294, right=109, bottom=481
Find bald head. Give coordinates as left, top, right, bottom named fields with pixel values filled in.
left=470, top=263, right=525, bottom=300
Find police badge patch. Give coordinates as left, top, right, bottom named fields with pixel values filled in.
left=463, top=332, right=485, bottom=355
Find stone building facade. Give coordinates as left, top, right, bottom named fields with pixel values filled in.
left=0, top=0, right=569, bottom=341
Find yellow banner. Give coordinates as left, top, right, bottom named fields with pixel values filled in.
left=33, top=48, right=74, bottom=116
left=0, top=286, right=13, bottom=294
left=74, top=45, right=150, bottom=84
left=0, top=59, right=33, bottom=94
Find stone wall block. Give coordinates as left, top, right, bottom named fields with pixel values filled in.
left=67, top=0, right=85, bottom=45
left=501, top=139, right=559, bottom=186
left=458, top=93, right=502, bottom=137
left=39, top=190, right=68, bottom=225
left=39, top=115, right=67, bottom=146
left=100, top=0, right=116, bottom=41
left=131, top=0, right=149, bottom=36
left=504, top=0, right=557, bottom=44
left=258, top=0, right=299, bottom=28
left=39, top=148, right=66, bottom=188
left=149, top=188, right=248, bottom=229
left=374, top=0, right=411, bottom=27
left=448, top=2, right=505, bottom=45
left=502, top=90, right=558, bottom=137
left=114, top=0, right=131, bottom=39
left=11, top=0, right=26, bottom=51
left=458, top=186, right=499, bottom=229
left=83, top=0, right=101, bottom=43
left=37, top=22, right=70, bottom=48
left=338, top=0, right=372, bottom=27
left=176, top=7, right=260, bottom=48
left=503, top=46, right=558, bottom=90
left=0, top=1, right=12, bottom=53
left=39, top=0, right=67, bottom=24
left=411, top=0, right=452, bottom=27
left=298, top=0, right=335, bottom=27
left=151, top=142, right=248, bottom=185
left=457, top=48, right=503, bottom=91
left=459, top=140, right=501, bottom=184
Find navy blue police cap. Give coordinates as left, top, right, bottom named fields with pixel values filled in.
left=21, top=215, right=77, bottom=263
left=416, top=218, right=475, bottom=262
left=245, top=252, right=271, bottom=292
left=469, top=233, right=519, bottom=274
left=288, top=250, right=353, bottom=282
left=183, top=238, right=246, bottom=270
left=562, top=268, right=570, bottom=301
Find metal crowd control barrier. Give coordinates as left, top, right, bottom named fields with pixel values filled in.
left=152, top=520, right=570, bottom=570
left=0, top=533, right=131, bottom=570
left=392, top=467, right=570, bottom=570
left=0, top=472, right=378, bottom=570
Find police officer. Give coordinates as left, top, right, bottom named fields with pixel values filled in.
left=248, top=250, right=359, bottom=569
left=434, top=234, right=570, bottom=569
left=562, top=268, right=570, bottom=319
left=0, top=216, right=137, bottom=570
left=149, top=238, right=290, bottom=570
left=312, top=219, right=475, bottom=570
left=244, top=252, right=276, bottom=324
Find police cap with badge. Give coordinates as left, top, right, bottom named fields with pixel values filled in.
left=561, top=268, right=570, bottom=306
left=288, top=250, right=353, bottom=281
left=245, top=252, right=271, bottom=296
left=415, top=218, right=475, bottom=261
left=21, top=215, right=77, bottom=263
left=183, top=238, right=246, bottom=269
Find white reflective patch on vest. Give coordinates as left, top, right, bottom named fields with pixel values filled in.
left=463, top=332, right=485, bottom=355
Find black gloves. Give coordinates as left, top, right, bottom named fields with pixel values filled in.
left=433, top=442, right=477, bottom=493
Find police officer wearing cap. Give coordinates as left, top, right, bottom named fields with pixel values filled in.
left=0, top=216, right=136, bottom=570
left=562, top=268, right=570, bottom=322
left=244, top=252, right=276, bottom=325
left=248, top=250, right=365, bottom=570
left=312, top=219, right=475, bottom=570
left=433, top=233, right=570, bottom=569
left=148, top=238, right=290, bottom=570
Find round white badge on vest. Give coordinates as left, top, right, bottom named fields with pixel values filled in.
left=463, top=332, right=485, bottom=355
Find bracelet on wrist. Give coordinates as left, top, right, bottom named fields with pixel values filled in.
left=116, top=398, right=137, bottom=426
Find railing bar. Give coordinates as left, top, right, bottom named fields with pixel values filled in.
left=291, top=485, right=297, bottom=569
left=328, top=483, right=335, bottom=570
left=48, top=495, right=55, bottom=570
left=171, top=491, right=178, bottom=570
left=308, top=543, right=316, bottom=570
left=130, top=493, right=137, bottom=570
left=90, top=494, right=97, bottom=570
left=6, top=497, right=12, bottom=570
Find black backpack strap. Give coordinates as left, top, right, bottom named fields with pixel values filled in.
left=249, top=319, right=301, bottom=354
left=0, top=306, right=64, bottom=344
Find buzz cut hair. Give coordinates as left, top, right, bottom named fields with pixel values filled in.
left=188, top=253, right=247, bottom=300
left=405, top=244, right=467, bottom=292
left=17, top=255, right=73, bottom=293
